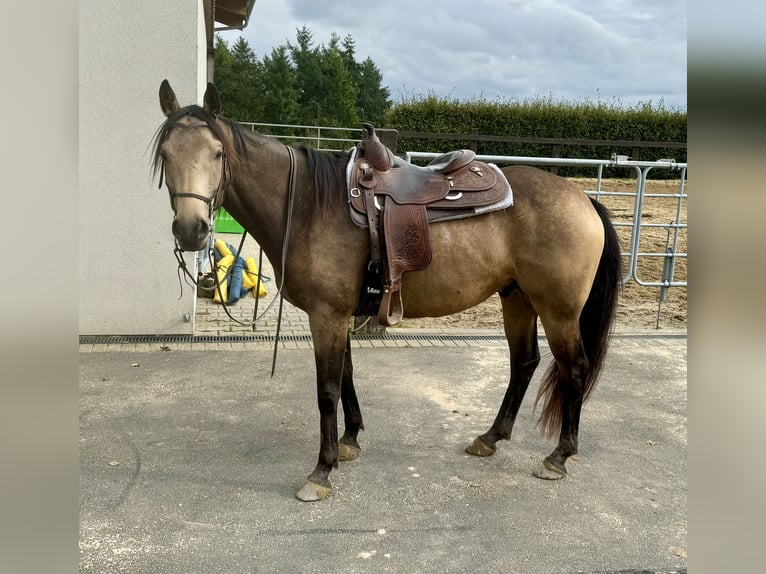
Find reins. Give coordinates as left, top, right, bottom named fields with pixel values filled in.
left=169, top=143, right=298, bottom=376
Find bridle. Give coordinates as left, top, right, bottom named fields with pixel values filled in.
left=158, top=120, right=231, bottom=222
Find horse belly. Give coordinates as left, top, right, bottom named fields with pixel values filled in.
left=398, top=216, right=514, bottom=318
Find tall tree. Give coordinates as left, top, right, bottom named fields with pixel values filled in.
left=341, top=34, right=359, bottom=80
left=215, top=29, right=393, bottom=128
left=213, top=37, right=235, bottom=108
left=261, top=45, right=300, bottom=128
left=289, top=26, right=323, bottom=125
left=227, top=36, right=263, bottom=120
left=355, top=57, right=392, bottom=125
left=316, top=33, right=359, bottom=126
left=213, top=36, right=263, bottom=120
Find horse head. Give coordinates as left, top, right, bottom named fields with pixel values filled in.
left=154, top=80, right=227, bottom=252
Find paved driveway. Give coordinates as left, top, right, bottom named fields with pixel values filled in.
left=80, top=334, right=686, bottom=573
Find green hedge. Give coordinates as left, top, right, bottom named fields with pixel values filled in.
left=383, top=96, right=686, bottom=177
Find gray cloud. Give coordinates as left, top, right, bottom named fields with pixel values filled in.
left=221, top=0, right=686, bottom=108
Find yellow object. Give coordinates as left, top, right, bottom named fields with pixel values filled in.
left=241, top=265, right=255, bottom=290
left=213, top=254, right=234, bottom=303
left=214, top=239, right=232, bottom=258
left=242, top=257, right=267, bottom=298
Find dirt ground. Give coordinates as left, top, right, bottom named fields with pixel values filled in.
left=397, top=177, right=687, bottom=331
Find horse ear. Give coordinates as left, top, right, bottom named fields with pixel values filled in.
left=159, top=79, right=180, bottom=117
left=203, top=83, right=221, bottom=117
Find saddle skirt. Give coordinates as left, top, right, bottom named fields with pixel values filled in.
left=346, top=124, right=513, bottom=326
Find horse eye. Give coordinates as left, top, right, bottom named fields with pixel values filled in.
left=215, top=149, right=224, bottom=158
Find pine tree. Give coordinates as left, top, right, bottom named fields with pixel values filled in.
left=227, top=37, right=263, bottom=120
left=215, top=28, right=393, bottom=129
left=341, top=34, right=359, bottom=81
left=356, top=57, right=392, bottom=125
left=213, top=36, right=263, bottom=121
left=261, top=45, right=300, bottom=129
left=289, top=26, right=323, bottom=125
left=213, top=37, right=235, bottom=109
left=317, top=34, right=359, bottom=126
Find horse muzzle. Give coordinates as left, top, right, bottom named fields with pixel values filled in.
left=172, top=216, right=211, bottom=251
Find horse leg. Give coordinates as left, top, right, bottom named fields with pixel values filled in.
left=466, top=287, right=540, bottom=457
left=295, top=316, right=349, bottom=502
left=339, top=331, right=364, bottom=462
left=532, top=321, right=590, bottom=480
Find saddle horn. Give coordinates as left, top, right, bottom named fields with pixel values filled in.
left=359, top=122, right=391, bottom=172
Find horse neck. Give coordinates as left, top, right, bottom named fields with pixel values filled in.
left=223, top=138, right=304, bottom=268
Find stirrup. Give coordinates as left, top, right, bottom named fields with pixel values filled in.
left=378, top=285, right=404, bottom=326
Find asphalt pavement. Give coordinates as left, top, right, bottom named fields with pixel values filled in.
left=79, top=333, right=687, bottom=573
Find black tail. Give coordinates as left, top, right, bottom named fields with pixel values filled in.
left=536, top=198, right=622, bottom=437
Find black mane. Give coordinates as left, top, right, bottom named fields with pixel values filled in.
left=298, top=145, right=351, bottom=209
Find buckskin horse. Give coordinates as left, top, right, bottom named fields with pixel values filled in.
left=152, top=80, right=621, bottom=501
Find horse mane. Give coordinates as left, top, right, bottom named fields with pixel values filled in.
left=296, top=145, right=351, bottom=210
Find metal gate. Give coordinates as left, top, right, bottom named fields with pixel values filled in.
left=407, top=152, right=688, bottom=323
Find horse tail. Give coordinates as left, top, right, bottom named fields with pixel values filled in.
left=536, top=198, right=622, bottom=438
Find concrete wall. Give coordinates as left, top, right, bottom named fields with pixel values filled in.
left=79, top=1, right=207, bottom=334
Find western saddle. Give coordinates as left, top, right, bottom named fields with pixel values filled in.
left=349, top=123, right=512, bottom=326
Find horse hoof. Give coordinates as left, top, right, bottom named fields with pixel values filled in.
left=338, top=442, right=361, bottom=462
left=295, top=480, right=332, bottom=502
left=465, top=437, right=496, bottom=457
left=532, top=459, right=567, bottom=480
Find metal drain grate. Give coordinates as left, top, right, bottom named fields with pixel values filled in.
left=79, top=332, right=684, bottom=345
left=79, top=333, right=507, bottom=344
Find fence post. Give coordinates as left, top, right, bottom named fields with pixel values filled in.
left=378, top=128, right=398, bottom=154
left=630, top=136, right=641, bottom=179
left=551, top=132, right=562, bottom=175
left=470, top=128, right=479, bottom=153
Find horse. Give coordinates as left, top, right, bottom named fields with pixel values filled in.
left=152, top=80, right=622, bottom=502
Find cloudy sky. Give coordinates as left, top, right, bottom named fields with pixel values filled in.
left=219, top=0, right=687, bottom=110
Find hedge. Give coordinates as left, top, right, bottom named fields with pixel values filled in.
left=383, top=95, right=686, bottom=177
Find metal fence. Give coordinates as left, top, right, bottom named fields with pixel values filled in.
left=406, top=152, right=687, bottom=290
left=239, top=122, right=363, bottom=150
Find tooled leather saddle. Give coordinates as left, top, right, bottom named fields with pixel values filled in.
left=348, top=123, right=512, bottom=326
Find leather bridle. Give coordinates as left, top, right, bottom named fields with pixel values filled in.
left=158, top=120, right=231, bottom=220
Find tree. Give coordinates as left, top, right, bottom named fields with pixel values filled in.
left=227, top=37, right=263, bottom=120
left=289, top=26, right=323, bottom=125
left=261, top=45, right=300, bottom=128
left=214, top=28, right=393, bottom=128
left=356, top=57, right=392, bottom=125
left=213, top=36, right=263, bottom=121
left=213, top=37, right=235, bottom=108
left=341, top=34, right=359, bottom=82
left=316, top=33, right=359, bottom=126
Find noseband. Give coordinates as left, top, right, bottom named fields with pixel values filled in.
left=158, top=120, right=230, bottom=216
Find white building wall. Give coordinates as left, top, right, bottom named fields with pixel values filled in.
left=79, top=1, right=207, bottom=334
